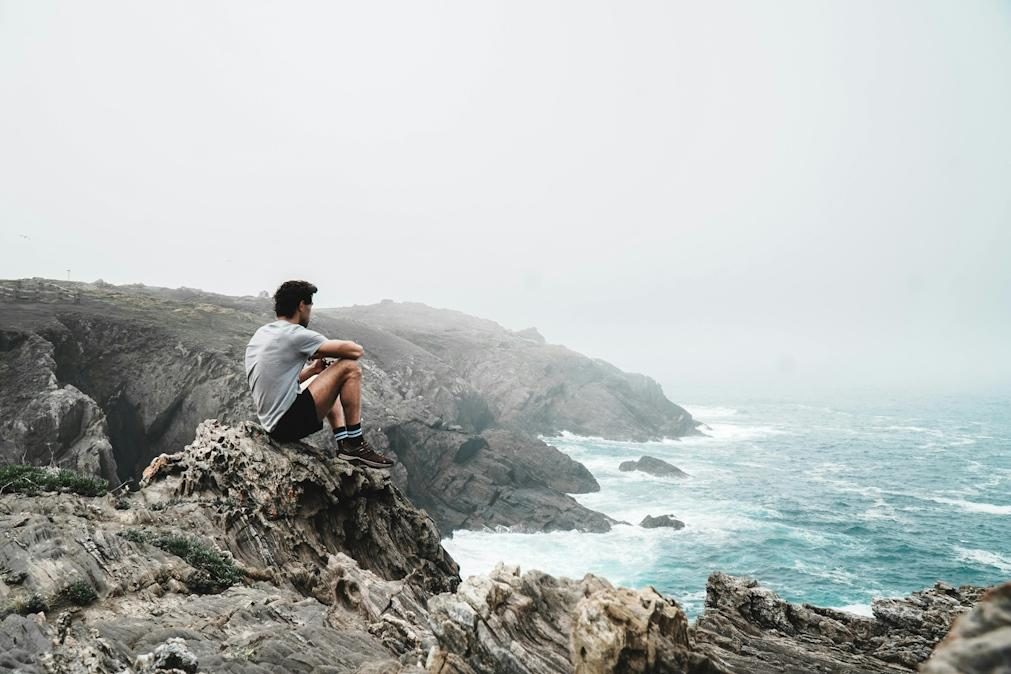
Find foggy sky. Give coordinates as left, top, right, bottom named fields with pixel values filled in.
left=2, top=1, right=1009, bottom=400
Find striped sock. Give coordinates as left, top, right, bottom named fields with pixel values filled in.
left=346, top=423, right=363, bottom=439
left=332, top=426, right=348, bottom=441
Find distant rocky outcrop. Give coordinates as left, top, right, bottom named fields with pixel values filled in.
left=640, top=514, right=685, bottom=529
left=327, top=301, right=699, bottom=441
left=619, top=455, right=689, bottom=478
left=0, top=278, right=699, bottom=534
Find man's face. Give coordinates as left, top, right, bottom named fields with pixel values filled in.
left=298, top=301, right=312, bottom=328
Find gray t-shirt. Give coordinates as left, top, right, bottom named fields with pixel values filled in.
left=244, top=320, right=328, bottom=431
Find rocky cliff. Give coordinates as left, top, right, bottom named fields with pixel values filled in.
left=326, top=301, right=698, bottom=442
left=0, top=278, right=697, bottom=534
left=0, top=424, right=1001, bottom=673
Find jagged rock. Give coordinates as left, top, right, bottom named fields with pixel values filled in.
left=919, top=579, right=1011, bottom=674
left=0, top=329, right=117, bottom=483
left=140, top=420, right=459, bottom=596
left=639, top=514, right=685, bottom=529
left=691, top=571, right=987, bottom=672
left=386, top=422, right=611, bottom=533
left=0, top=421, right=460, bottom=672
left=135, top=637, right=199, bottom=673
left=426, top=563, right=724, bottom=674
left=619, top=456, right=689, bottom=478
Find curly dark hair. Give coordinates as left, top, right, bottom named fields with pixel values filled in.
left=274, top=280, right=318, bottom=317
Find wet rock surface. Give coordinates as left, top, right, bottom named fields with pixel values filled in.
left=640, top=514, right=685, bottom=529
left=618, top=455, right=689, bottom=478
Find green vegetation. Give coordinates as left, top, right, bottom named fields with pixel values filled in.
left=119, top=529, right=242, bottom=593
left=58, top=580, right=98, bottom=606
left=0, top=465, right=107, bottom=497
left=5, top=593, right=48, bottom=616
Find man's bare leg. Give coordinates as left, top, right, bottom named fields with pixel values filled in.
left=307, top=360, right=361, bottom=426
left=305, top=359, right=392, bottom=468
left=326, top=397, right=345, bottom=431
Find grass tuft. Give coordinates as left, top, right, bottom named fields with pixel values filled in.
left=0, top=465, right=107, bottom=497
left=119, top=529, right=241, bottom=593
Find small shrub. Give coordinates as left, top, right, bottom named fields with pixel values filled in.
left=13, top=593, right=47, bottom=615
left=0, top=465, right=107, bottom=497
left=58, top=580, right=97, bottom=606
left=150, top=535, right=242, bottom=593
left=120, top=529, right=147, bottom=544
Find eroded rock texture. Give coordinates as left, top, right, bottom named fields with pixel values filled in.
left=691, top=572, right=987, bottom=673
left=919, top=579, right=1011, bottom=674
left=0, top=421, right=459, bottom=673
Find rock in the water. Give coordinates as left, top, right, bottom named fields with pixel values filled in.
left=640, top=514, right=685, bottom=529
left=919, top=579, right=1011, bottom=674
left=619, top=456, right=689, bottom=478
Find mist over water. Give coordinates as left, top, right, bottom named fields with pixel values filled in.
left=443, top=392, right=1011, bottom=620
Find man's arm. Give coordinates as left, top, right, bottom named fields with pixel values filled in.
left=298, top=358, right=326, bottom=383
left=312, top=339, right=364, bottom=360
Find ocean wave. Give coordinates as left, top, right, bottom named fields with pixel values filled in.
left=831, top=603, right=874, bottom=618
left=792, top=560, right=860, bottom=586
left=924, top=496, right=1011, bottom=515
left=683, top=405, right=740, bottom=419
left=954, top=546, right=1011, bottom=573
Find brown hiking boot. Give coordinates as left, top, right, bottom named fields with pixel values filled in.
left=338, top=439, right=394, bottom=469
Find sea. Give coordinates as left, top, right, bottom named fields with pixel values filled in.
left=442, top=391, right=1011, bottom=621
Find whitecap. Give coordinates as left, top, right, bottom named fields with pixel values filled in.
left=954, top=546, right=1011, bottom=573
left=831, top=603, right=874, bottom=617
left=682, top=405, right=740, bottom=419
left=925, top=496, right=1011, bottom=515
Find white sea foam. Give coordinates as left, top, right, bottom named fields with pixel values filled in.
left=683, top=405, right=740, bottom=419
left=792, top=560, right=859, bottom=586
left=442, top=524, right=672, bottom=588
left=954, top=547, right=1011, bottom=573
left=831, top=603, right=875, bottom=617
left=925, top=496, right=1011, bottom=515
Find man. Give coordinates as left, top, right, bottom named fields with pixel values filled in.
left=244, top=280, right=394, bottom=469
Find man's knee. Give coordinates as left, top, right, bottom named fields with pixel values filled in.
left=338, top=359, right=361, bottom=379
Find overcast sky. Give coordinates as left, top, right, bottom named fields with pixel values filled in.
left=2, top=1, right=1009, bottom=400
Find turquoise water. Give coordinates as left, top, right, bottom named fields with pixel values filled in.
left=442, top=392, right=1011, bottom=620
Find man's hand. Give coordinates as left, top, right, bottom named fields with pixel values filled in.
left=299, top=357, right=329, bottom=383
left=308, top=357, right=328, bottom=375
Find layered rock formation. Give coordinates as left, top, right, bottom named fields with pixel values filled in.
left=0, top=421, right=457, bottom=673
left=0, top=421, right=1002, bottom=673
left=0, top=278, right=700, bottom=534
left=691, top=572, right=987, bottom=672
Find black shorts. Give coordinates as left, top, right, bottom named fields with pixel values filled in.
left=268, top=388, right=323, bottom=442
